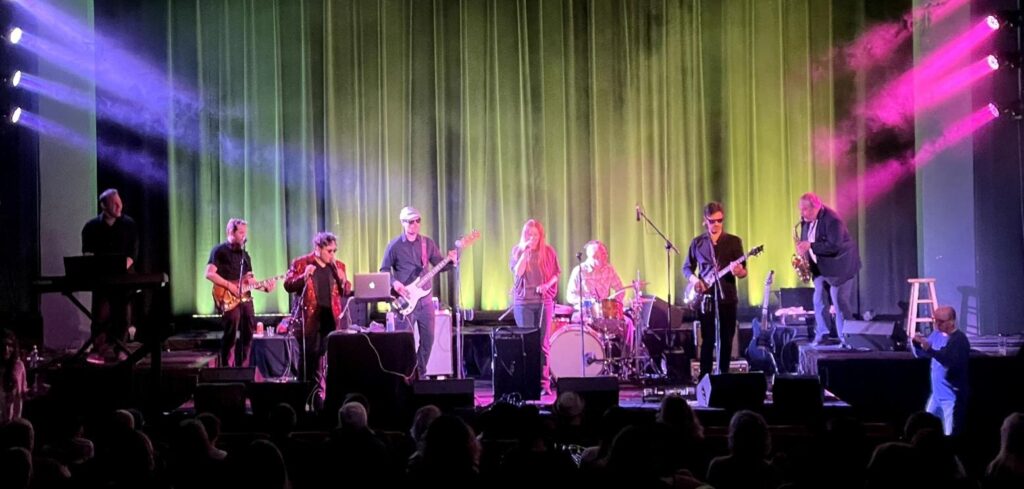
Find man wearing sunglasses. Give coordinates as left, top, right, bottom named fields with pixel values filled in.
left=380, top=207, right=458, bottom=377
left=912, top=306, right=970, bottom=436
left=795, top=192, right=861, bottom=348
left=284, top=232, right=352, bottom=399
left=683, top=201, right=748, bottom=378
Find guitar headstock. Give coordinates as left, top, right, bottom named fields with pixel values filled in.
left=456, top=230, right=481, bottom=249
left=764, top=269, right=775, bottom=286
left=748, top=245, right=765, bottom=257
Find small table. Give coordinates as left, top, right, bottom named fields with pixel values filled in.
left=251, top=334, right=300, bottom=381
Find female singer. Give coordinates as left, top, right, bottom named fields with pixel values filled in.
left=508, top=219, right=560, bottom=395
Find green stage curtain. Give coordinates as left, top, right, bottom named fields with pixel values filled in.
left=168, top=0, right=871, bottom=314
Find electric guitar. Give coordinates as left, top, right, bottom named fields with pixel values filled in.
left=682, top=244, right=764, bottom=309
left=391, top=230, right=481, bottom=316
left=212, top=274, right=285, bottom=313
left=746, top=270, right=778, bottom=374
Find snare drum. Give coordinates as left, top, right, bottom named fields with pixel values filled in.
left=548, top=326, right=605, bottom=378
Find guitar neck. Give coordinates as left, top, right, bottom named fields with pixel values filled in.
left=415, top=257, right=452, bottom=288
left=242, top=274, right=284, bottom=293
left=711, top=255, right=747, bottom=282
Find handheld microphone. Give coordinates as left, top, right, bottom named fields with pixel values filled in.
left=575, top=251, right=584, bottom=260
left=455, top=239, right=463, bottom=248
left=635, top=204, right=641, bottom=222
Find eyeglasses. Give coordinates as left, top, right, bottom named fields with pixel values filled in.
left=324, top=248, right=337, bottom=254
left=706, top=218, right=724, bottom=224
left=402, top=218, right=421, bottom=224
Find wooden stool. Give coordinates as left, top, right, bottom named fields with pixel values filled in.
left=906, top=278, right=939, bottom=339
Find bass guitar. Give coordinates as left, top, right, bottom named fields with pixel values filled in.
left=212, top=274, right=285, bottom=313
left=391, top=230, right=481, bottom=316
left=682, top=244, right=764, bottom=309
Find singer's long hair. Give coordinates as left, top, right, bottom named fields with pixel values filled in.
left=520, top=219, right=557, bottom=280
left=1, top=329, right=20, bottom=394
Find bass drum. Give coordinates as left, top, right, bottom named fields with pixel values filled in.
left=548, top=326, right=605, bottom=378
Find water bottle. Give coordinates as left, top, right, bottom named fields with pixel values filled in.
left=386, top=312, right=396, bottom=332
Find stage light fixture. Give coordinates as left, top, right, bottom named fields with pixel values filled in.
left=6, top=27, right=21, bottom=45
left=10, top=107, right=21, bottom=124
left=987, top=11, right=1023, bottom=30
left=988, top=102, right=1001, bottom=118
left=991, top=101, right=1024, bottom=120
left=10, top=70, right=20, bottom=87
left=987, top=52, right=1022, bottom=71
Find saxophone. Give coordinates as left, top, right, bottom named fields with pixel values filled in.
left=792, top=222, right=812, bottom=283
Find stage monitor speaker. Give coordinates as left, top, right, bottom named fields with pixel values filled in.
left=696, top=372, right=767, bottom=411
left=492, top=328, right=541, bottom=401
left=326, top=331, right=416, bottom=429
left=413, top=378, right=475, bottom=412
left=248, top=381, right=315, bottom=422
left=199, top=367, right=255, bottom=383
left=194, top=382, right=247, bottom=426
left=843, top=320, right=899, bottom=351
left=554, top=376, right=619, bottom=417
left=647, top=297, right=688, bottom=330
left=772, top=375, right=823, bottom=421
left=412, top=310, right=453, bottom=376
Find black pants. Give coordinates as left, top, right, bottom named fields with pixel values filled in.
left=91, top=290, right=132, bottom=354
left=298, top=307, right=336, bottom=386
left=698, top=299, right=737, bottom=378
left=221, top=301, right=255, bottom=367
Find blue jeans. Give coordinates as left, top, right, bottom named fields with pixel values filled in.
left=513, top=302, right=553, bottom=388
left=813, top=275, right=856, bottom=341
left=926, top=393, right=966, bottom=436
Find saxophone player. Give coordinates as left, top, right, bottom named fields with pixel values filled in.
left=795, top=193, right=861, bottom=348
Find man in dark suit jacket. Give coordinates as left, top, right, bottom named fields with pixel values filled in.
left=796, top=192, right=861, bottom=348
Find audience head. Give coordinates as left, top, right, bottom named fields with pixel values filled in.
left=0, top=418, right=34, bottom=452
left=0, top=447, right=32, bottom=489
left=657, top=394, right=704, bottom=441
left=196, top=412, right=222, bottom=443
left=338, top=402, right=369, bottom=430
left=728, top=410, right=771, bottom=460
left=268, top=402, right=298, bottom=436
left=411, top=405, right=442, bottom=446
left=903, top=411, right=942, bottom=442
left=422, top=414, right=480, bottom=471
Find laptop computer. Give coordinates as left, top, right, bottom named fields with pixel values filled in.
left=64, top=254, right=128, bottom=279
left=353, top=272, right=393, bottom=301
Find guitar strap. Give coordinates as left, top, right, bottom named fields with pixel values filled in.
left=421, top=238, right=428, bottom=269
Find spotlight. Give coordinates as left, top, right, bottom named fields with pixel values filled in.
left=988, top=102, right=1001, bottom=118
left=987, top=52, right=1022, bottom=70
left=7, top=27, right=22, bottom=45
left=10, top=70, right=21, bottom=87
left=991, top=101, right=1024, bottom=120
left=10, top=107, right=22, bottom=124
left=987, top=11, right=1023, bottom=30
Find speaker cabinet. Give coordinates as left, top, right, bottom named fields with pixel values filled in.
left=696, top=372, right=767, bottom=411
left=492, top=328, right=541, bottom=401
left=194, top=382, right=247, bottom=426
left=199, top=367, right=255, bottom=383
left=411, top=310, right=453, bottom=376
left=326, top=331, right=416, bottom=428
left=771, top=375, right=823, bottom=421
left=412, top=378, right=475, bottom=412
left=554, top=376, right=619, bottom=417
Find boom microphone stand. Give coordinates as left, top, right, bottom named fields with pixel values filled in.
left=636, top=205, right=681, bottom=338
left=706, top=232, right=725, bottom=375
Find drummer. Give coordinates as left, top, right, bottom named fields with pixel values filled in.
left=566, top=240, right=635, bottom=350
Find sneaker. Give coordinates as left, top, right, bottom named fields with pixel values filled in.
left=839, top=343, right=853, bottom=350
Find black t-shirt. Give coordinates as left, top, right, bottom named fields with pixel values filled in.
left=207, top=242, right=253, bottom=282
left=82, top=214, right=139, bottom=262
left=313, top=264, right=334, bottom=308
left=682, top=233, right=745, bottom=303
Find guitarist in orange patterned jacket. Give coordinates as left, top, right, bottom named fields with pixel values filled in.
left=284, top=232, right=352, bottom=396
left=205, top=218, right=276, bottom=367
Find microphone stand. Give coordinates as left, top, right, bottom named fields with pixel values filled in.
left=706, top=233, right=725, bottom=375
left=232, top=240, right=247, bottom=368
left=576, top=252, right=587, bottom=376
left=453, top=247, right=465, bottom=379
left=636, top=207, right=681, bottom=338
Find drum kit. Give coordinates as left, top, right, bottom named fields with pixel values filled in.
left=548, top=278, right=661, bottom=381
